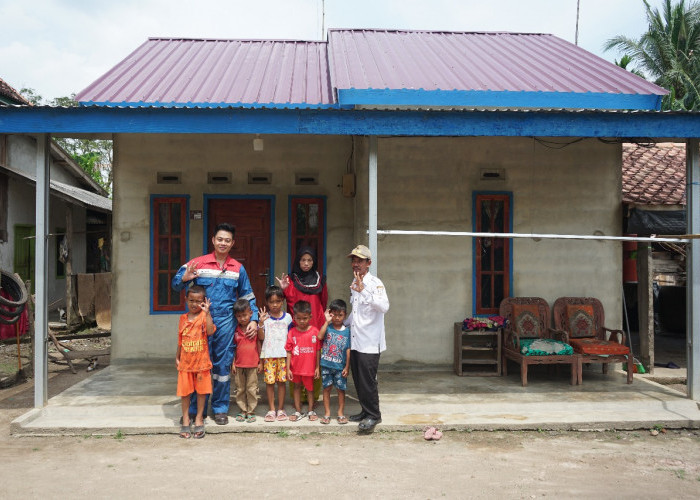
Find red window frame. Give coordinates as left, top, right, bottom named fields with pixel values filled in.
left=474, top=193, right=511, bottom=315
left=289, top=197, right=325, bottom=274
left=152, top=196, right=187, bottom=312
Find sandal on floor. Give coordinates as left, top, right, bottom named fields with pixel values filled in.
left=424, top=426, right=437, bottom=440
left=307, top=410, right=318, bottom=421
left=235, top=413, right=246, bottom=422
left=276, top=409, right=288, bottom=421
left=264, top=410, right=276, bottom=422
left=179, top=424, right=191, bottom=439
left=193, top=425, right=205, bottom=439
left=289, top=411, right=306, bottom=422
left=320, top=415, right=331, bottom=425
left=245, top=414, right=256, bottom=423
left=337, top=415, right=348, bottom=425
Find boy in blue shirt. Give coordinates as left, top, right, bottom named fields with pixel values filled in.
left=317, top=299, right=351, bottom=424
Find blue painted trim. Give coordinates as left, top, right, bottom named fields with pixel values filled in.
left=337, top=88, right=663, bottom=111
left=4, top=106, right=700, bottom=138
left=287, top=196, right=328, bottom=274
left=79, top=100, right=340, bottom=110
left=149, top=194, right=190, bottom=315
left=202, top=194, right=276, bottom=288
left=471, top=191, right=513, bottom=317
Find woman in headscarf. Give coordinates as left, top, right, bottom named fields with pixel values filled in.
left=276, top=246, right=328, bottom=329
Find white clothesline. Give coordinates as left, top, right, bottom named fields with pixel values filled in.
left=375, top=229, right=693, bottom=243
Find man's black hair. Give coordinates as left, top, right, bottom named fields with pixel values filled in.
left=214, top=222, right=235, bottom=239
left=329, top=299, right=347, bottom=314
left=293, top=300, right=312, bottom=315
left=265, top=285, right=285, bottom=300
left=233, top=298, right=251, bottom=314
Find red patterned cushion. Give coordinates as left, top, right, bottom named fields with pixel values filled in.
left=566, top=304, right=595, bottom=338
left=511, top=303, right=541, bottom=337
left=569, top=338, right=629, bottom=355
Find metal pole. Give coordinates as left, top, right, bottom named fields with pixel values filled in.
left=687, top=139, right=700, bottom=401
left=34, top=134, right=50, bottom=408
left=368, top=136, right=378, bottom=275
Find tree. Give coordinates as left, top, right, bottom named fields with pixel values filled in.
left=604, top=0, right=700, bottom=110
left=19, top=88, right=113, bottom=194
left=614, top=54, right=647, bottom=78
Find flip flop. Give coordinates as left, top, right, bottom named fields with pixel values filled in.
left=246, top=414, right=256, bottom=423
left=307, top=410, right=318, bottom=421
left=276, top=409, right=288, bottom=421
left=423, top=426, right=436, bottom=440
left=179, top=424, right=191, bottom=439
left=320, top=415, right=331, bottom=424
left=264, top=410, right=276, bottom=422
left=235, top=413, right=246, bottom=422
left=337, top=415, right=348, bottom=425
left=193, top=425, right=205, bottom=439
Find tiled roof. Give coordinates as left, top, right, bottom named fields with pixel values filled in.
left=0, top=77, right=31, bottom=105
left=76, top=29, right=668, bottom=110
left=622, top=143, right=686, bottom=205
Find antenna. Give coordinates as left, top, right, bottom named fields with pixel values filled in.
left=575, top=0, right=580, bottom=45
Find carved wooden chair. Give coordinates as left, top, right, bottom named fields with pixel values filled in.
left=552, top=297, right=633, bottom=384
left=499, top=297, right=580, bottom=386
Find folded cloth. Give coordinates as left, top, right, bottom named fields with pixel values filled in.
left=520, top=338, right=573, bottom=356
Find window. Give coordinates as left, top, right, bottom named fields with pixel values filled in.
left=151, top=196, right=188, bottom=312
left=473, top=193, right=512, bottom=315
left=289, top=197, right=326, bottom=273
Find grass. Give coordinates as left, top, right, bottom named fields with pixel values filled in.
left=114, top=429, right=124, bottom=440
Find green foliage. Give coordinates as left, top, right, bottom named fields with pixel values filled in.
left=605, top=0, right=700, bottom=110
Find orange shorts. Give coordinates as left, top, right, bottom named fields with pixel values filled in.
left=177, top=370, right=212, bottom=397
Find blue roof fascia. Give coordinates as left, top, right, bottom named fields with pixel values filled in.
left=337, top=88, right=664, bottom=111
left=3, top=106, right=700, bottom=138
left=77, top=100, right=339, bottom=110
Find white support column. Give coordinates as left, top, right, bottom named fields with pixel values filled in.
left=368, top=136, right=378, bottom=275
left=687, top=139, right=700, bottom=401
left=34, top=134, right=50, bottom=408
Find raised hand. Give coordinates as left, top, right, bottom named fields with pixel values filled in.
left=275, top=273, right=290, bottom=290
left=258, top=306, right=269, bottom=325
left=200, top=297, right=211, bottom=314
left=324, top=308, right=332, bottom=323
left=350, top=271, right=364, bottom=292
left=182, top=261, right=198, bottom=282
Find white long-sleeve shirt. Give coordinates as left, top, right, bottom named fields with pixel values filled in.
left=345, top=272, right=390, bottom=354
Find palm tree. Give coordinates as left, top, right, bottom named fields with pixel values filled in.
left=605, top=0, right=700, bottom=110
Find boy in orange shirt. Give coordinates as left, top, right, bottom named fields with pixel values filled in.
left=176, top=285, right=215, bottom=439
left=232, top=298, right=263, bottom=422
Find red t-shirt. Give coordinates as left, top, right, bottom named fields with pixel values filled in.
left=283, top=285, right=328, bottom=330
left=285, top=326, right=320, bottom=376
left=178, top=311, right=214, bottom=372
left=234, top=326, right=260, bottom=368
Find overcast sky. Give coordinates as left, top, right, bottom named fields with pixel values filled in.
left=0, top=0, right=667, bottom=101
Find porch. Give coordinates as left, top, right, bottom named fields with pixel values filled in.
left=11, top=362, right=700, bottom=436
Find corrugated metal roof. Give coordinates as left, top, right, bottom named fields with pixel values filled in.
left=622, top=143, right=686, bottom=205
left=0, top=77, right=31, bottom=105
left=76, top=30, right=668, bottom=110
left=76, top=38, right=333, bottom=107
left=328, top=29, right=666, bottom=96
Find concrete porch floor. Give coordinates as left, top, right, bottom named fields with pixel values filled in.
left=11, top=362, right=700, bottom=436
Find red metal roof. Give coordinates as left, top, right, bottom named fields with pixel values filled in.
left=76, top=38, right=333, bottom=107
left=76, top=30, right=668, bottom=109
left=0, top=77, right=31, bottom=105
left=622, top=143, right=686, bottom=205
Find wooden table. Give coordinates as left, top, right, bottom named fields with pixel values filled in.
left=453, top=323, right=502, bottom=376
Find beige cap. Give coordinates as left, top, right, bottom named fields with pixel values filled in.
left=347, top=244, right=371, bottom=260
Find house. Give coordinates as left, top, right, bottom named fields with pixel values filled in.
left=0, top=77, right=112, bottom=331
left=67, top=29, right=679, bottom=366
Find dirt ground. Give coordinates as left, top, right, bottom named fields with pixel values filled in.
left=1, top=357, right=700, bottom=498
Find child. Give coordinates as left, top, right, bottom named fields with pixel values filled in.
left=232, top=298, right=263, bottom=423
left=258, top=285, right=293, bottom=422
left=317, top=300, right=351, bottom=424
left=285, top=300, right=320, bottom=421
left=176, top=285, right=215, bottom=439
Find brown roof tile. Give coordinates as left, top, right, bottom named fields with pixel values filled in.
left=622, top=143, right=686, bottom=206
left=0, top=77, right=31, bottom=105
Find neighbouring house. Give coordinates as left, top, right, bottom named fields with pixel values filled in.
left=622, top=143, right=687, bottom=338
left=69, top=29, right=675, bottom=365
left=0, top=77, right=112, bottom=332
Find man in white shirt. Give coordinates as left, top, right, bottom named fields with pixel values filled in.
left=345, top=245, right=390, bottom=433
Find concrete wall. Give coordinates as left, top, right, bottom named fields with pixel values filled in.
left=111, top=134, right=623, bottom=365
left=111, top=134, right=355, bottom=359
left=352, top=136, right=623, bottom=365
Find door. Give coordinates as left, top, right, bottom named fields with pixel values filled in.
left=207, top=198, right=272, bottom=307
left=13, top=225, right=35, bottom=293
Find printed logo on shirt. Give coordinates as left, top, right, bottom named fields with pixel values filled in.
left=182, top=339, right=205, bottom=353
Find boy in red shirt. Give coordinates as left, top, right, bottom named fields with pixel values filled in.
left=176, top=285, right=215, bottom=439
left=232, top=298, right=263, bottom=423
left=285, top=300, right=320, bottom=421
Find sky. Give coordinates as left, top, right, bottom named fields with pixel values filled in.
left=0, top=0, right=669, bottom=101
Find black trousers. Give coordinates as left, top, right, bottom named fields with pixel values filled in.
left=350, top=350, right=381, bottom=419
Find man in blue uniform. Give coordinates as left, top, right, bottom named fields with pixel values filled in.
left=172, top=223, right=258, bottom=425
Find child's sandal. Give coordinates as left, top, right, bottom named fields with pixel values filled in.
left=307, top=410, right=318, bottom=421
left=179, top=424, right=191, bottom=439
left=320, top=415, right=331, bottom=425
left=337, top=415, right=348, bottom=425
left=289, top=411, right=306, bottom=422
left=264, top=410, right=276, bottom=422
left=276, top=409, right=288, bottom=421
left=235, top=413, right=245, bottom=422
left=245, top=413, right=256, bottom=423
